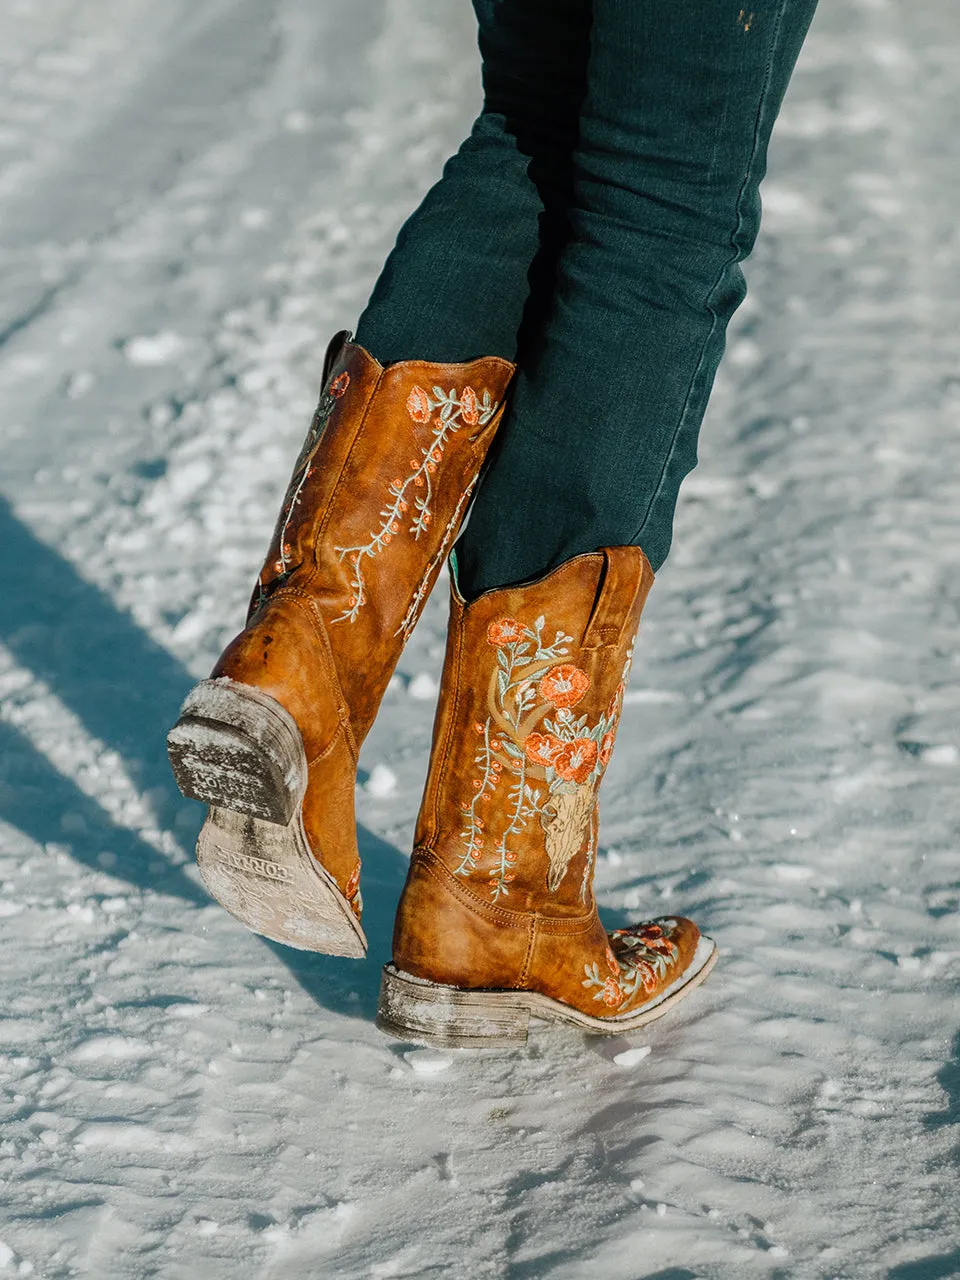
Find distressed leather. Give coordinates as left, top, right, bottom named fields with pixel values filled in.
left=211, top=334, right=515, bottom=915
left=393, top=546, right=702, bottom=1018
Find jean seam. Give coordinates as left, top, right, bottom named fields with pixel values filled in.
left=632, top=0, right=789, bottom=550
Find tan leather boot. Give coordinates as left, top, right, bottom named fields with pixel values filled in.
left=377, top=546, right=716, bottom=1044
left=168, top=333, right=515, bottom=957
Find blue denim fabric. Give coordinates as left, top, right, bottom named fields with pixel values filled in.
left=355, top=0, right=818, bottom=592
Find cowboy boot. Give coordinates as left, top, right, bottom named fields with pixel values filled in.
left=377, top=545, right=717, bottom=1045
left=167, top=332, right=515, bottom=957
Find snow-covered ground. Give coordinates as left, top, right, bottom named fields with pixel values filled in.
left=1, top=0, right=958, bottom=1275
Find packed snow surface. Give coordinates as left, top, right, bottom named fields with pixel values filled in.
left=0, top=0, right=958, bottom=1276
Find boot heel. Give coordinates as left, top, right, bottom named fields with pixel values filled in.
left=376, top=965, right=531, bottom=1048
left=167, top=678, right=307, bottom=825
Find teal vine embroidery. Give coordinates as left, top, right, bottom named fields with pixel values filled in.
left=332, top=383, right=498, bottom=626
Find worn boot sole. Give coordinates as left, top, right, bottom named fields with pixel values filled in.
left=377, top=936, right=717, bottom=1048
left=167, top=678, right=367, bottom=957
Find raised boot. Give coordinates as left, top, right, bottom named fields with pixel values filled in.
left=377, top=546, right=717, bottom=1044
left=167, top=332, right=515, bottom=957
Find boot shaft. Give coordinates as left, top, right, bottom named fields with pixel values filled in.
left=255, top=336, right=513, bottom=635
left=171, top=334, right=516, bottom=950
left=202, top=337, right=514, bottom=914
left=217, top=335, right=515, bottom=744
left=414, top=546, right=654, bottom=917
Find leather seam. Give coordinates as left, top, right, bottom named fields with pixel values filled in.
left=269, top=588, right=358, bottom=760
left=307, top=722, right=349, bottom=768
left=429, top=598, right=464, bottom=842
left=519, top=918, right=537, bottom=986
left=397, top=470, right=480, bottom=645
left=414, top=848, right=599, bottom=936
left=414, top=850, right=531, bottom=932
left=535, top=911, right=602, bottom=937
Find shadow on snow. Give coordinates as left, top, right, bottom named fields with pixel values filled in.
left=888, top=1248, right=960, bottom=1280
left=0, top=494, right=406, bottom=1020
left=924, top=1027, right=960, bottom=1133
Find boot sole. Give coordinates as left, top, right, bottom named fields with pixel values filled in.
left=376, top=936, right=717, bottom=1048
left=168, top=678, right=367, bottom=958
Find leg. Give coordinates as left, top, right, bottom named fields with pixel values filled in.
left=382, top=3, right=818, bottom=1042
left=168, top=2, right=596, bottom=955
left=354, top=0, right=592, bottom=366
left=168, top=4, right=599, bottom=955
left=457, top=0, right=819, bottom=593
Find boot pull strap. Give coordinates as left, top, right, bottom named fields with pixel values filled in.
left=322, top=330, right=352, bottom=386
left=581, top=546, right=653, bottom=650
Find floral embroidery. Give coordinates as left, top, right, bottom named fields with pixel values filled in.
left=582, top=919, right=681, bottom=1010
left=538, top=664, right=590, bottom=709
left=487, top=617, right=525, bottom=647
left=461, top=386, right=479, bottom=425
left=406, top=386, right=431, bottom=424
left=600, top=977, right=622, bottom=1007
left=458, top=610, right=632, bottom=901
left=523, top=732, right=561, bottom=767
left=551, top=738, right=598, bottom=784
left=332, top=384, right=499, bottom=625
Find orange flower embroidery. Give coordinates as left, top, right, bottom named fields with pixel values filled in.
left=538, top=664, right=590, bottom=709
left=461, top=386, right=479, bottom=426
left=636, top=961, right=659, bottom=994
left=606, top=681, right=625, bottom=722
left=602, top=977, right=622, bottom=1008
left=487, top=617, right=525, bottom=647
left=605, top=946, right=620, bottom=977
left=599, top=730, right=616, bottom=768
left=406, top=386, right=431, bottom=423
left=523, top=731, right=563, bottom=767
left=330, top=372, right=350, bottom=398
left=552, top=738, right=598, bottom=784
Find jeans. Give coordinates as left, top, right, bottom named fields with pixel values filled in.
left=355, top=0, right=818, bottom=595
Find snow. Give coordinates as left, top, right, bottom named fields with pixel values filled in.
left=0, top=0, right=958, bottom=1276
left=405, top=671, right=439, bottom=701
left=403, top=1050, right=453, bottom=1076
left=364, top=763, right=398, bottom=799
left=612, top=1046, right=652, bottom=1069
left=121, top=333, right=187, bottom=367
